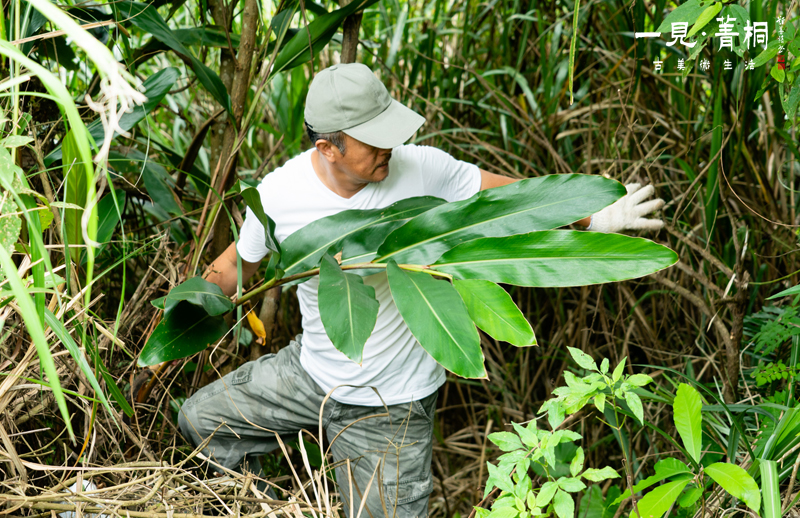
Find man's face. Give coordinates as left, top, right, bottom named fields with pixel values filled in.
left=334, top=134, right=393, bottom=184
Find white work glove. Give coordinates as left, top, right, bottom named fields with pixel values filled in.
left=588, top=183, right=665, bottom=233
left=59, top=481, right=107, bottom=518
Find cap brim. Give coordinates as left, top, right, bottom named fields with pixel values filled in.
left=342, top=100, right=425, bottom=149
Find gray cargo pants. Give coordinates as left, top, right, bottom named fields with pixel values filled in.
left=178, top=335, right=437, bottom=518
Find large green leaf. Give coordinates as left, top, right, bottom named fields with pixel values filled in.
left=45, top=68, right=179, bottom=165
left=631, top=479, right=690, bottom=518
left=114, top=3, right=232, bottom=117
left=553, top=489, right=574, bottom=518
left=453, top=279, right=535, bottom=346
left=318, top=254, right=379, bottom=363
left=278, top=196, right=444, bottom=277
left=173, top=27, right=242, bottom=48
left=612, top=458, right=692, bottom=505
left=705, top=463, right=760, bottom=512
left=95, top=190, right=126, bottom=245
left=655, top=0, right=706, bottom=32
left=138, top=301, right=229, bottom=366
left=376, top=174, right=625, bottom=266
left=767, top=283, right=800, bottom=299
left=62, top=130, right=87, bottom=263
left=432, top=231, right=678, bottom=287
left=760, top=460, right=779, bottom=518
left=673, top=383, right=703, bottom=463
left=132, top=27, right=245, bottom=68
left=386, top=261, right=485, bottom=378
left=270, top=0, right=380, bottom=76
left=153, top=277, right=235, bottom=316
left=141, top=159, right=182, bottom=216
left=240, top=182, right=279, bottom=255
left=687, top=2, right=721, bottom=37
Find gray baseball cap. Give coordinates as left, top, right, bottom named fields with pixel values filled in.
left=304, top=63, right=425, bottom=149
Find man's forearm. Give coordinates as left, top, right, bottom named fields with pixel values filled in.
left=479, top=169, right=591, bottom=227
left=204, top=242, right=260, bottom=297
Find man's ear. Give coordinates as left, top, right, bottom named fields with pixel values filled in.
left=315, top=139, right=340, bottom=162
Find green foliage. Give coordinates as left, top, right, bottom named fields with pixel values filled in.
left=760, top=460, right=780, bottom=518
left=95, top=190, right=125, bottom=245
left=704, top=463, right=760, bottom=512
left=114, top=2, right=233, bottom=117
left=62, top=130, right=88, bottom=262
left=537, top=347, right=652, bottom=429
left=752, top=361, right=800, bottom=386
left=612, top=459, right=692, bottom=505
left=239, top=182, right=280, bottom=256
left=144, top=176, right=677, bottom=376
left=631, top=479, right=691, bottom=518
left=0, top=156, right=22, bottom=282
left=748, top=304, right=800, bottom=356
left=269, top=0, right=381, bottom=77
left=655, top=0, right=707, bottom=32
left=277, top=196, right=443, bottom=277
left=139, top=301, right=229, bottom=367
left=433, top=232, right=678, bottom=288
left=376, top=174, right=625, bottom=265
left=673, top=384, right=703, bottom=463
left=154, top=277, right=235, bottom=315
left=140, top=277, right=234, bottom=366
left=318, top=253, right=379, bottom=364
left=688, top=2, right=721, bottom=38
left=479, top=417, right=618, bottom=518
left=387, top=259, right=485, bottom=378
left=577, top=485, right=620, bottom=518
left=45, top=68, right=179, bottom=165
left=454, top=279, right=536, bottom=347
left=516, top=353, right=764, bottom=518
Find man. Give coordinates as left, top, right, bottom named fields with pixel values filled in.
left=178, top=63, right=664, bottom=517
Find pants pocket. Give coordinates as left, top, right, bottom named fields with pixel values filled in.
left=230, top=361, right=255, bottom=385
left=383, top=472, right=434, bottom=506
left=410, top=391, right=438, bottom=423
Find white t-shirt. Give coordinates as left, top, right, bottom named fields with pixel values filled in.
left=237, top=144, right=481, bottom=405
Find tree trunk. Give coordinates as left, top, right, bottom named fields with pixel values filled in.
left=209, top=0, right=261, bottom=258
left=338, top=0, right=363, bottom=63
left=207, top=0, right=236, bottom=178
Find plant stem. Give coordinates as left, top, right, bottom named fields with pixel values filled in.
left=613, top=402, right=642, bottom=518
left=234, top=263, right=453, bottom=306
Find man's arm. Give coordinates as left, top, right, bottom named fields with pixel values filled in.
left=204, top=242, right=261, bottom=297
left=478, top=169, right=665, bottom=231
left=479, top=169, right=592, bottom=226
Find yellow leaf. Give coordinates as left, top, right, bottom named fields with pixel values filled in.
left=246, top=310, right=266, bottom=344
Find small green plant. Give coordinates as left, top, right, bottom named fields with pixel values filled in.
left=477, top=349, right=763, bottom=518
left=612, top=384, right=760, bottom=518
left=476, top=419, right=619, bottom=518
left=475, top=347, right=645, bottom=518
left=752, top=360, right=800, bottom=386
left=746, top=287, right=800, bottom=397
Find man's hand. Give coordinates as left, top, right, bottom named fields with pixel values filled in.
left=588, top=183, right=665, bottom=233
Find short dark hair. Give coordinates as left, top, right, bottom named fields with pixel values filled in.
left=305, top=121, right=346, bottom=155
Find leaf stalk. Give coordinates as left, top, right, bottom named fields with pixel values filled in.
left=234, top=262, right=452, bottom=306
